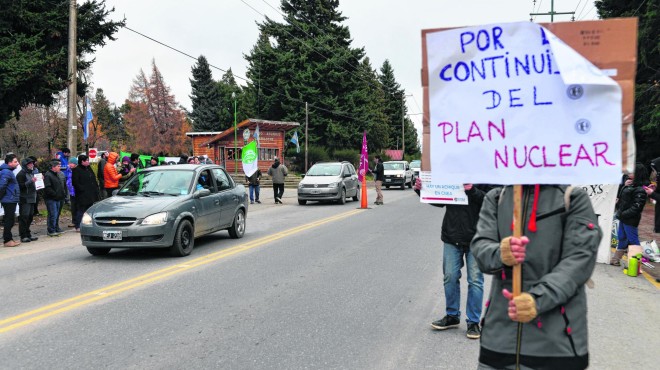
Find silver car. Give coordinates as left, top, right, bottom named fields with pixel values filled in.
left=80, top=164, right=248, bottom=257
left=297, top=161, right=360, bottom=205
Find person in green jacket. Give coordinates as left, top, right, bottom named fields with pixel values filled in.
left=471, top=185, right=601, bottom=370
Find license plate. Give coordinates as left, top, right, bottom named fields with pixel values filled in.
left=103, top=230, right=122, bottom=240
left=311, top=190, right=320, bottom=194
left=385, top=179, right=391, bottom=182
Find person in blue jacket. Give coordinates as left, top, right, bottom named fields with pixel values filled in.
left=0, top=154, right=21, bottom=247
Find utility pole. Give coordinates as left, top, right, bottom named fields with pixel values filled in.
left=305, top=102, right=309, bottom=173
left=66, top=0, right=77, bottom=153
left=530, top=0, right=575, bottom=22
left=401, top=96, right=405, bottom=160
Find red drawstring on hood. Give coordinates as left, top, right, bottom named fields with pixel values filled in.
left=528, top=184, right=540, bottom=233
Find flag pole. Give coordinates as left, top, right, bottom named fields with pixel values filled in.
left=512, top=184, right=523, bottom=297
left=360, top=176, right=368, bottom=209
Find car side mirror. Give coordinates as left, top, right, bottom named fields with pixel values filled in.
left=194, top=189, right=211, bottom=198
left=112, top=189, right=119, bottom=196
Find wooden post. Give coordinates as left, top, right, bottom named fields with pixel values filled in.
left=512, top=184, right=523, bottom=297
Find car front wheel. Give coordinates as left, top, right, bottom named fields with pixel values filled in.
left=170, top=219, right=194, bottom=257
left=337, top=188, right=346, bottom=204
left=298, top=199, right=307, bottom=205
left=228, top=209, right=246, bottom=239
left=87, top=247, right=111, bottom=256
left=352, top=186, right=360, bottom=201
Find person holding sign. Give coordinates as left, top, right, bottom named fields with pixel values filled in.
left=471, top=185, right=601, bottom=370
left=17, top=157, right=40, bottom=243
left=423, top=184, right=486, bottom=339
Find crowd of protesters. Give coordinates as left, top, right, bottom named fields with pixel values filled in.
left=1, top=149, right=215, bottom=247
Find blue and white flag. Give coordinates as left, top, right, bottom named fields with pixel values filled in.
left=290, top=131, right=300, bottom=153
left=83, top=97, right=93, bottom=140
left=253, top=124, right=260, bottom=147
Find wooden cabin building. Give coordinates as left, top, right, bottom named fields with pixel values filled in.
left=186, top=118, right=300, bottom=173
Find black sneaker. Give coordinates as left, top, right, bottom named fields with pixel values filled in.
left=431, top=315, right=460, bottom=330
left=466, top=323, right=481, bottom=339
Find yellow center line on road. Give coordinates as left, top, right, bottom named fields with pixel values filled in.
left=0, top=208, right=364, bottom=334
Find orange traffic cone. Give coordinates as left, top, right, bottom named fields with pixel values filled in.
left=360, top=177, right=368, bottom=209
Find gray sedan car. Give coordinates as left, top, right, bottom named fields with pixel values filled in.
left=297, top=161, right=360, bottom=205
left=80, top=164, right=248, bottom=257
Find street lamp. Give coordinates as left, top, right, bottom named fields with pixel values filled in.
left=232, top=92, right=237, bottom=175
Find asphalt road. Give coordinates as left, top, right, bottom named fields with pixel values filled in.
left=0, top=186, right=657, bottom=369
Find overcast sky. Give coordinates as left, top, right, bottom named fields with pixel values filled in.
left=90, top=0, right=599, bottom=135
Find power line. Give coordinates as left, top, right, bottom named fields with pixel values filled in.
left=122, top=26, right=356, bottom=121
left=579, top=5, right=596, bottom=20
left=531, top=0, right=544, bottom=21
left=632, top=0, right=648, bottom=16
left=576, top=0, right=591, bottom=19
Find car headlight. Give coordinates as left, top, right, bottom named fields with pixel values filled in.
left=396, top=174, right=403, bottom=178
left=82, top=212, right=93, bottom=225
left=328, top=182, right=339, bottom=188
left=298, top=182, right=304, bottom=189
left=142, top=212, right=168, bottom=225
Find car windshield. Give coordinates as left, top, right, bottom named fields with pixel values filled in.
left=410, top=161, right=421, bottom=169
left=306, top=164, right=341, bottom=176
left=384, top=163, right=404, bottom=170
left=119, top=170, right=194, bottom=196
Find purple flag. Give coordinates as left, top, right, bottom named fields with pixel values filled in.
left=358, top=131, right=368, bottom=182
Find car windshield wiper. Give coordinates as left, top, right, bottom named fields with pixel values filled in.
left=117, top=191, right=137, bottom=196
left=139, top=191, right=165, bottom=197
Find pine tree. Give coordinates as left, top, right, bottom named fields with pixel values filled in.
left=347, top=57, right=390, bottom=151
left=595, top=0, right=659, bottom=162
left=124, top=60, right=190, bottom=155
left=189, top=55, right=221, bottom=131
left=244, top=0, right=366, bottom=150
left=0, top=0, right=124, bottom=125
left=243, top=31, right=284, bottom=120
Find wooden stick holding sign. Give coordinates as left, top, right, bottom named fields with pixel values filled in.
left=512, top=185, right=522, bottom=297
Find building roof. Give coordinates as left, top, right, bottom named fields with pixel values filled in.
left=199, top=118, right=301, bottom=147
left=185, top=131, right=222, bottom=137
left=384, top=149, right=403, bottom=160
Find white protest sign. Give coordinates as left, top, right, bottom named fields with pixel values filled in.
left=419, top=171, right=467, bottom=205
left=426, top=22, right=622, bottom=185
left=34, top=173, right=45, bottom=190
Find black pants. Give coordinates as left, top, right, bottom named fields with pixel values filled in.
left=272, top=183, right=284, bottom=201
left=74, top=202, right=93, bottom=229
left=18, top=202, right=36, bottom=239
left=2, top=202, right=17, bottom=243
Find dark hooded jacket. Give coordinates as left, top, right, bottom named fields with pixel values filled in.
left=72, top=163, right=100, bottom=207
left=16, top=158, right=39, bottom=204
left=471, top=185, right=601, bottom=370
left=44, top=168, right=67, bottom=201
left=617, top=178, right=647, bottom=227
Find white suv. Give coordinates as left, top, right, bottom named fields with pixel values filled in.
left=383, top=161, right=413, bottom=189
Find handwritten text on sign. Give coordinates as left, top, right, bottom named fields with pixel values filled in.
left=426, top=22, right=621, bottom=185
